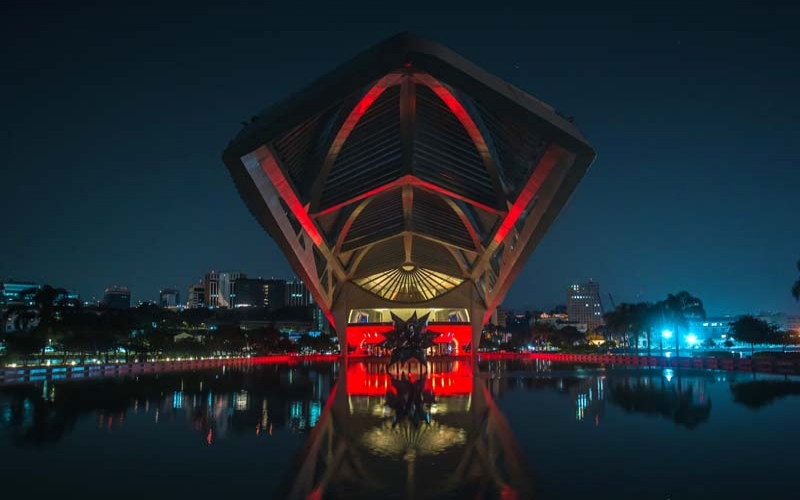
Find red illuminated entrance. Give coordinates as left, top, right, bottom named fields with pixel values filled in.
left=345, top=322, right=472, bottom=357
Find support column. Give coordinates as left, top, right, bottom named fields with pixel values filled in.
left=469, top=297, right=487, bottom=356
left=331, top=301, right=350, bottom=359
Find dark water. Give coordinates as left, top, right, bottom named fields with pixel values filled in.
left=1, top=359, right=799, bottom=499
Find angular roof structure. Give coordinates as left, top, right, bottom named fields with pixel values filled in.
left=223, top=33, right=595, bottom=334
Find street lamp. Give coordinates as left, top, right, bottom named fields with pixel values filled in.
left=661, top=330, right=672, bottom=357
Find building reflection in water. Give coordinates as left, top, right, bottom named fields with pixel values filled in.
left=6, top=358, right=800, bottom=497
left=479, top=359, right=715, bottom=429
left=278, top=358, right=535, bottom=500
left=0, top=362, right=336, bottom=447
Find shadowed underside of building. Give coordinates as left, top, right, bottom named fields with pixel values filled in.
left=223, top=33, right=595, bottom=355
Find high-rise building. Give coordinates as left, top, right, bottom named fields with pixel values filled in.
left=232, top=278, right=263, bottom=308
left=102, top=286, right=131, bottom=310
left=567, top=280, right=603, bottom=331
left=203, top=271, right=245, bottom=308
left=231, top=278, right=287, bottom=309
left=187, top=282, right=205, bottom=309
left=159, top=288, right=181, bottom=308
left=285, top=279, right=312, bottom=307
left=263, top=279, right=286, bottom=311
left=203, top=272, right=220, bottom=307
left=219, top=272, right=245, bottom=308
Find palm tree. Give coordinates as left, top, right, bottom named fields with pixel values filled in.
left=792, top=260, right=800, bottom=302
left=662, top=291, right=706, bottom=358
left=635, top=302, right=658, bottom=357
left=604, top=303, right=647, bottom=354
left=602, top=307, right=626, bottom=351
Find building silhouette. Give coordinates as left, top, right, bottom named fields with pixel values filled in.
left=187, top=282, right=205, bottom=309
left=567, top=280, right=603, bottom=331
left=159, top=287, right=181, bottom=308
left=102, top=286, right=131, bottom=310
left=203, top=271, right=245, bottom=308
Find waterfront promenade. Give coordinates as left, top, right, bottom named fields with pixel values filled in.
left=3, top=351, right=800, bottom=386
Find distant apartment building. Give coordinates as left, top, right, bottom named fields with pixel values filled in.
left=203, top=271, right=246, bottom=308
left=102, top=286, right=131, bottom=309
left=232, top=278, right=287, bottom=310
left=159, top=287, right=181, bottom=308
left=0, top=281, right=40, bottom=309
left=506, top=312, right=533, bottom=337
left=567, top=280, right=604, bottom=331
left=285, top=279, right=312, bottom=307
left=491, top=307, right=508, bottom=330
left=187, top=282, right=205, bottom=309
left=687, top=316, right=738, bottom=344
left=755, top=311, right=788, bottom=331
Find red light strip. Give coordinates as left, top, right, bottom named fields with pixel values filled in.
left=492, top=147, right=560, bottom=244
left=414, top=73, right=494, bottom=169
left=259, top=152, right=323, bottom=246
left=324, top=73, right=403, bottom=171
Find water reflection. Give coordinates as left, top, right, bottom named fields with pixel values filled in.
left=279, top=359, right=534, bottom=499
left=0, top=363, right=336, bottom=447
left=3, top=361, right=800, bottom=498
left=606, top=373, right=712, bottom=429
left=730, top=379, right=800, bottom=410
left=480, top=359, right=716, bottom=429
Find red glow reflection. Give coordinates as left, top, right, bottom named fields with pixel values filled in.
left=345, top=359, right=473, bottom=396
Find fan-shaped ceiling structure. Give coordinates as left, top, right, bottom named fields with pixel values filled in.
left=223, top=33, right=595, bottom=340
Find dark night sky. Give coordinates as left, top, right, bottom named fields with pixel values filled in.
left=1, top=2, right=798, bottom=316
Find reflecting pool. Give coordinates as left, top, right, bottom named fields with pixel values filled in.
left=2, top=359, right=800, bottom=499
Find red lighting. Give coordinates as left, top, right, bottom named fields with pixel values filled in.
left=414, top=74, right=495, bottom=172
left=345, top=323, right=472, bottom=356
left=325, top=74, right=402, bottom=175
left=345, top=360, right=473, bottom=396
left=493, top=147, right=560, bottom=244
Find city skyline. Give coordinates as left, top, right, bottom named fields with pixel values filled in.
left=2, top=3, right=799, bottom=316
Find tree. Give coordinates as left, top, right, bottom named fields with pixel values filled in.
left=703, top=338, right=716, bottom=349
left=638, top=302, right=660, bottom=357
left=728, top=315, right=773, bottom=357
left=793, top=260, right=800, bottom=302
left=603, top=302, right=652, bottom=355
left=530, top=321, right=558, bottom=349
left=554, top=326, right=585, bottom=349
left=661, top=292, right=706, bottom=358
left=602, top=307, right=628, bottom=350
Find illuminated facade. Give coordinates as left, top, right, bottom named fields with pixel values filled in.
left=203, top=271, right=245, bottom=308
left=567, top=280, right=603, bottom=331
left=0, top=281, right=39, bottom=309
left=223, top=33, right=595, bottom=355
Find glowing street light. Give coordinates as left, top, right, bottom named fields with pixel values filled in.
left=660, top=330, right=672, bottom=358
left=686, top=334, right=698, bottom=346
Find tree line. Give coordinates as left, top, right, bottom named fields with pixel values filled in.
left=1, top=285, right=336, bottom=366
